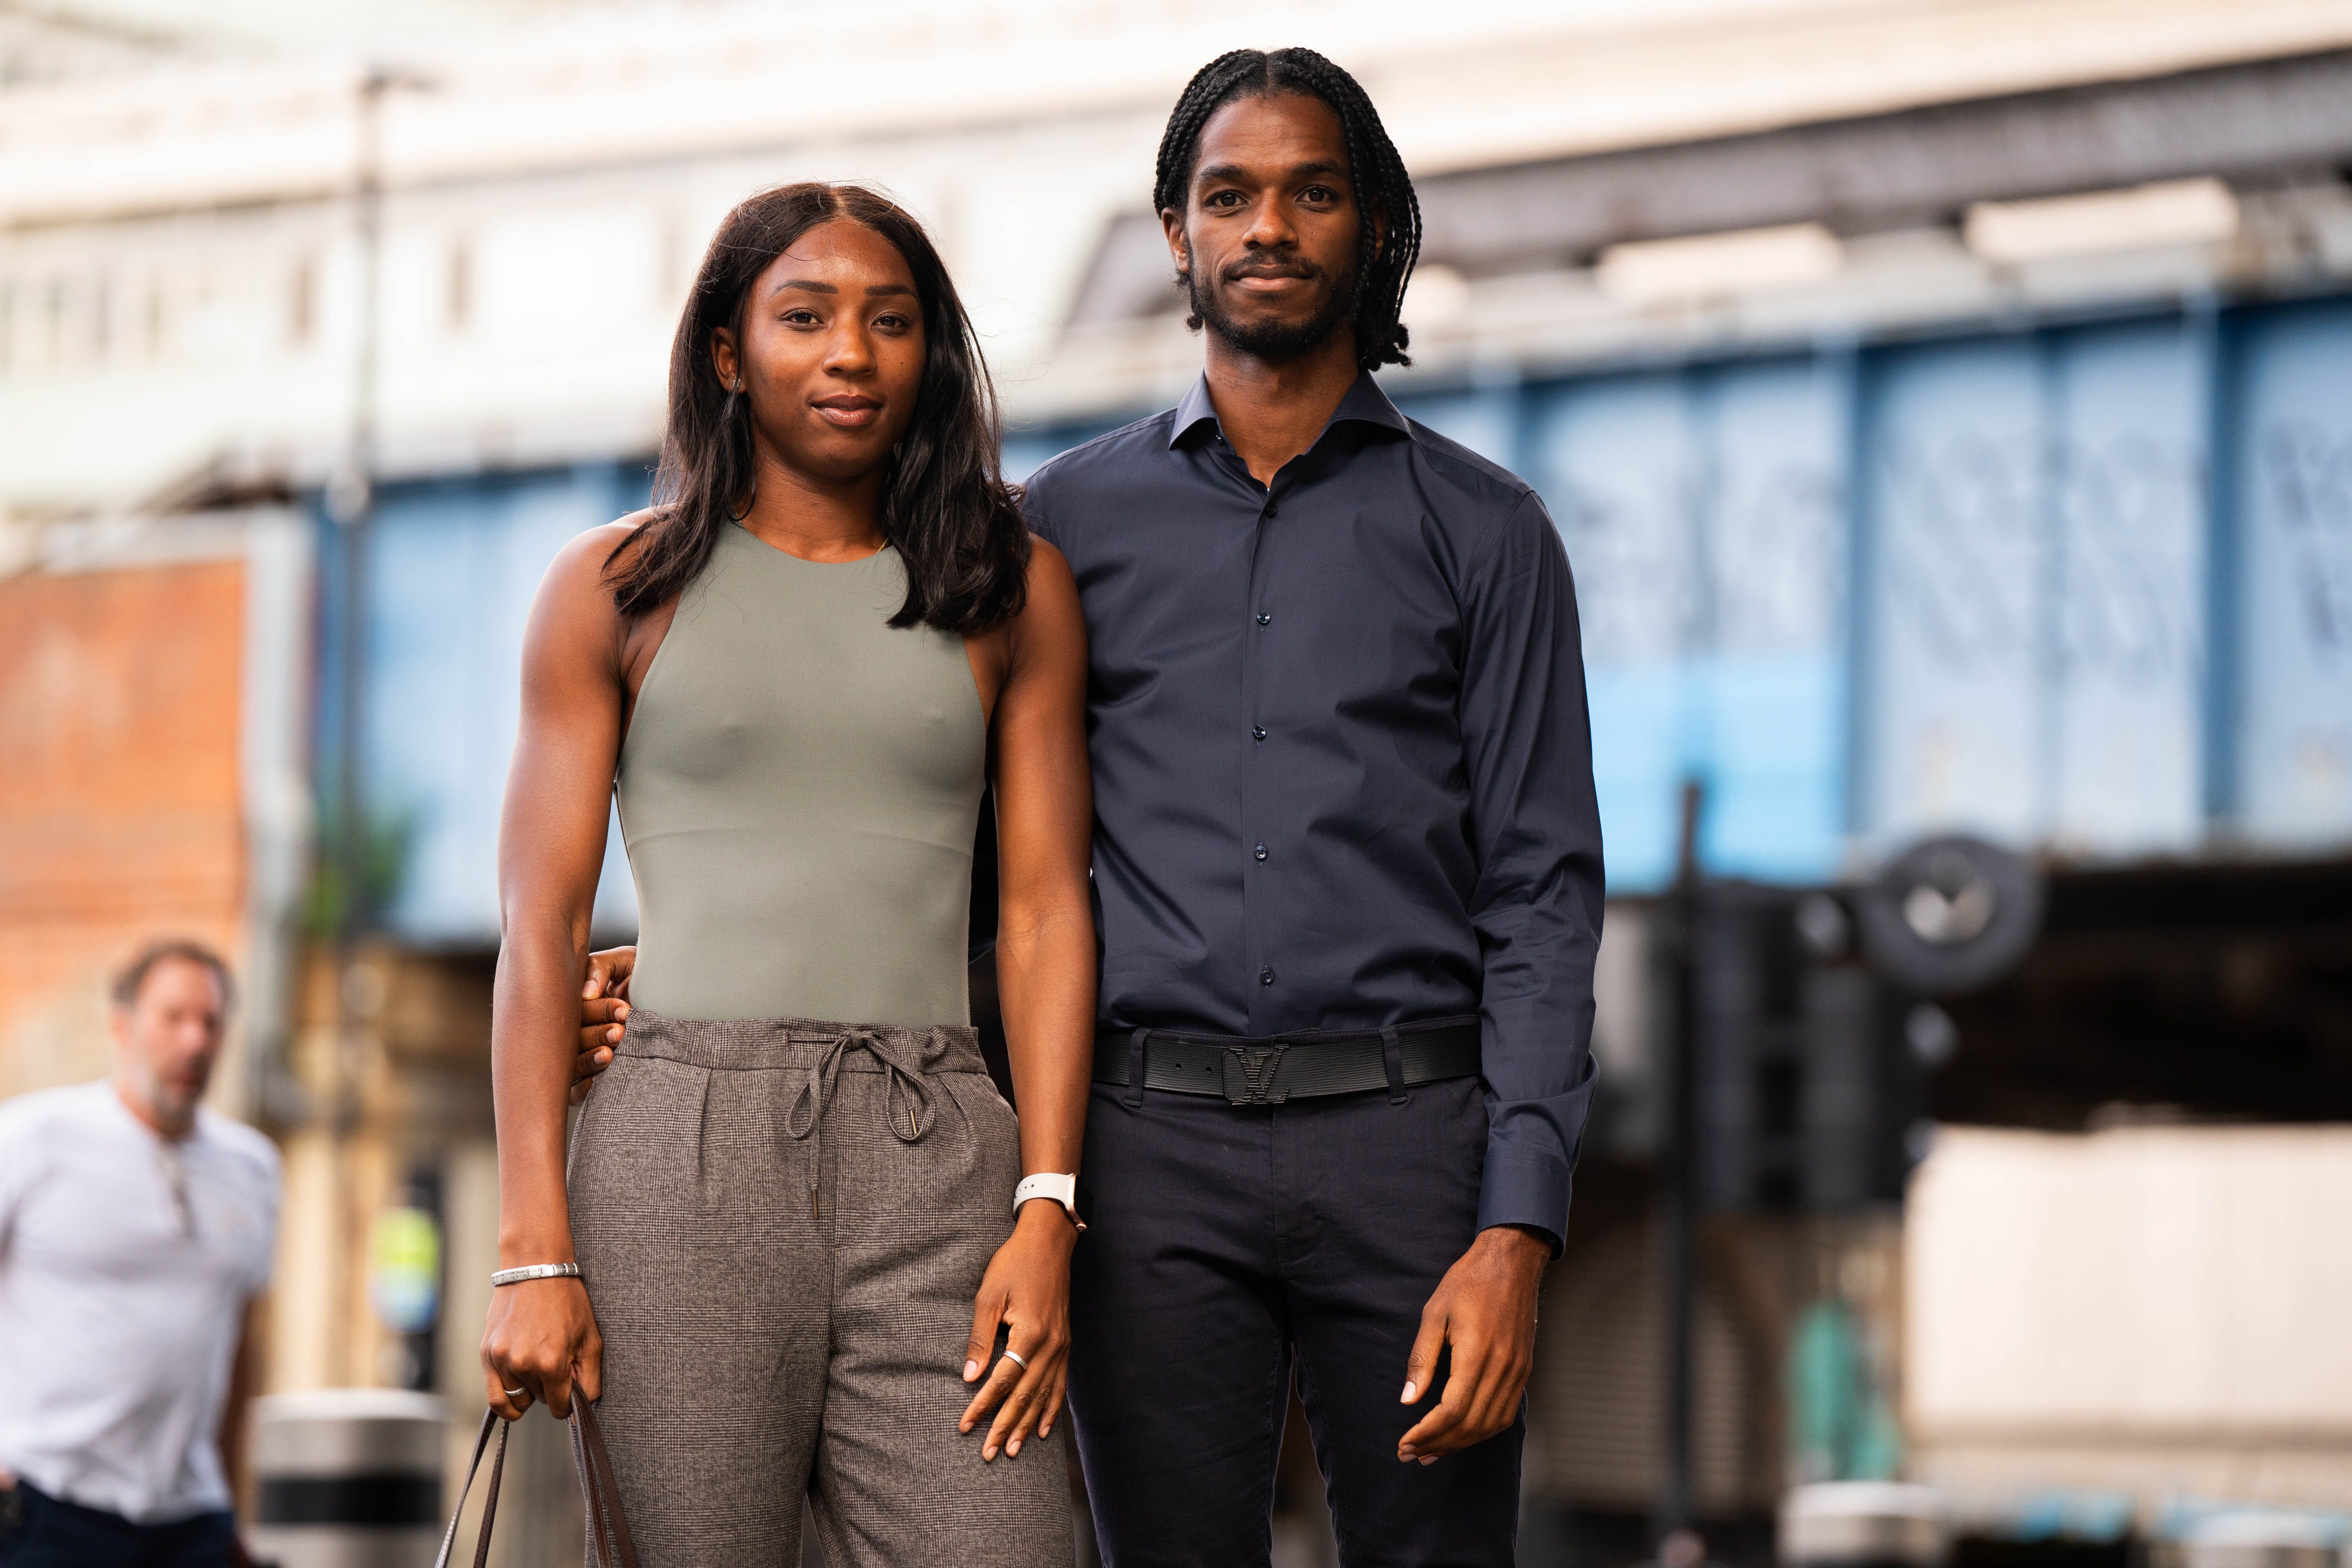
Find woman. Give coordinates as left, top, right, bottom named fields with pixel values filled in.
left=479, top=183, right=1094, bottom=1567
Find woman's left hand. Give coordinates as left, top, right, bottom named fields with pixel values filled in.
left=957, top=1200, right=1078, bottom=1460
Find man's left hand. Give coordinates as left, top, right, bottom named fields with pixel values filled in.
left=569, top=947, right=636, bottom=1105
left=1397, top=1225, right=1551, bottom=1463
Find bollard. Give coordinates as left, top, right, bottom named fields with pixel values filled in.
left=1782, top=1482, right=1949, bottom=1568
left=248, top=1389, right=447, bottom=1568
left=2182, top=1514, right=2343, bottom=1568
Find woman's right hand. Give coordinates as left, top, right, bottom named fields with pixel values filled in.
left=481, top=1277, right=602, bottom=1422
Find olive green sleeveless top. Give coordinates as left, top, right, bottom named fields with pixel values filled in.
left=616, top=523, right=987, bottom=1025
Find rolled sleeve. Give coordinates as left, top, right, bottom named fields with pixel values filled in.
left=1458, top=491, right=1605, bottom=1253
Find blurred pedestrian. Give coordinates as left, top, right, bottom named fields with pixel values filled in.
left=0, top=941, right=278, bottom=1568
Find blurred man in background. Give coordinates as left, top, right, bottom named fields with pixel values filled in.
left=0, top=941, right=278, bottom=1568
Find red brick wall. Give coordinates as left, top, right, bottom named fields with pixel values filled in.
left=0, top=559, right=249, bottom=1098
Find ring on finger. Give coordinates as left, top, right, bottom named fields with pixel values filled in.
left=504, top=1387, right=527, bottom=1397
left=1001, top=1349, right=1028, bottom=1370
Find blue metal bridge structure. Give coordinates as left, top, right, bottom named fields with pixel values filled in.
left=322, top=294, right=2352, bottom=944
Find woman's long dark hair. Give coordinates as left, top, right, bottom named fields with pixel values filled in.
left=606, top=183, right=1029, bottom=633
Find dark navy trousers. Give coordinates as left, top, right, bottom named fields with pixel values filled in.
left=1067, top=1074, right=1523, bottom=1568
left=0, top=1485, right=234, bottom=1568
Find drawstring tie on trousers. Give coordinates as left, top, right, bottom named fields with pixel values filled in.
left=785, top=1028, right=939, bottom=1218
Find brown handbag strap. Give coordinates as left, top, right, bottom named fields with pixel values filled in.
left=574, top=1399, right=641, bottom=1568
left=431, top=1403, right=639, bottom=1568
left=432, top=1410, right=508, bottom=1568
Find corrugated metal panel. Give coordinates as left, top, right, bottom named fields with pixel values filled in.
left=2233, top=300, right=2352, bottom=848
left=1519, top=360, right=1846, bottom=891
left=1689, top=360, right=1849, bottom=885
left=1860, top=321, right=2206, bottom=860
left=1528, top=371, right=1700, bottom=891
left=1861, top=337, right=2045, bottom=845
left=2049, top=322, right=2205, bottom=856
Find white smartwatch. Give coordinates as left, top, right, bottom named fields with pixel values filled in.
left=1013, top=1172, right=1085, bottom=1231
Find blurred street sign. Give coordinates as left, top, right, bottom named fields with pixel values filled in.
left=368, top=1205, right=440, bottom=1336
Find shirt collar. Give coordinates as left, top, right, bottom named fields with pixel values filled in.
left=1166, top=370, right=1413, bottom=451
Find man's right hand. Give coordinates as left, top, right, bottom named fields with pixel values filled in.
left=570, top=947, right=636, bottom=1104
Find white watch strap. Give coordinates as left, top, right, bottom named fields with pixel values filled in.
left=1013, top=1172, right=1083, bottom=1229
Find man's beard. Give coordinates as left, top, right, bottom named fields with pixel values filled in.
left=1183, top=258, right=1359, bottom=361
left=122, top=1055, right=205, bottom=1134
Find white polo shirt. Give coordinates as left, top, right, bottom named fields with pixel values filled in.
left=0, top=1081, right=279, bottom=1523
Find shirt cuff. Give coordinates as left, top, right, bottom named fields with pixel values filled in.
left=1476, top=1143, right=1573, bottom=1258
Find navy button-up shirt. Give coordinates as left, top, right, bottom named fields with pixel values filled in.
left=1024, top=372, right=1604, bottom=1246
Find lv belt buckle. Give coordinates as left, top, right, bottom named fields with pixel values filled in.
left=1222, top=1042, right=1290, bottom=1106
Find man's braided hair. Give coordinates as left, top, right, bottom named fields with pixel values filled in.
left=1152, top=47, right=1423, bottom=372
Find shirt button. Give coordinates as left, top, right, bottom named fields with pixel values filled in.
left=1254, top=844, right=1268, bottom=861
left=1264, top=503, right=1279, bottom=518
left=1252, top=726, right=1267, bottom=742
left=1256, top=612, right=1272, bottom=627
left=1260, top=966, right=1276, bottom=985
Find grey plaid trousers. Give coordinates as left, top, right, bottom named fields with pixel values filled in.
left=567, top=1011, right=1073, bottom=1567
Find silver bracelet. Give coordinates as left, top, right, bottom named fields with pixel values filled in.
left=490, top=1263, right=581, bottom=1287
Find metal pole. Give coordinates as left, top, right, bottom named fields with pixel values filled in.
left=338, top=66, right=386, bottom=946
left=1657, top=777, right=1704, bottom=1552
left=327, top=65, right=388, bottom=1384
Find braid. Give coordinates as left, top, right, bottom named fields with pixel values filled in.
left=1152, top=51, right=1269, bottom=222
left=1151, top=47, right=1423, bottom=371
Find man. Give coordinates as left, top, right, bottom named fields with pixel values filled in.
left=574, top=47, right=1601, bottom=1566
left=0, top=942, right=278, bottom=1568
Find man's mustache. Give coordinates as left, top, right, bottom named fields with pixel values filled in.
left=1223, top=256, right=1325, bottom=283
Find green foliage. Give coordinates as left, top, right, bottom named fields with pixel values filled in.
left=303, top=801, right=414, bottom=940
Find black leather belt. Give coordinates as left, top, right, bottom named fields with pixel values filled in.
left=1093, top=1016, right=1482, bottom=1107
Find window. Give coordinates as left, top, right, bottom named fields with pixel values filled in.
left=42, top=279, right=64, bottom=371
left=446, top=239, right=471, bottom=332
left=289, top=254, right=316, bottom=345
left=88, top=274, right=110, bottom=363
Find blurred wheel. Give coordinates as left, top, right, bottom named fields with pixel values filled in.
left=1854, top=836, right=2042, bottom=995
